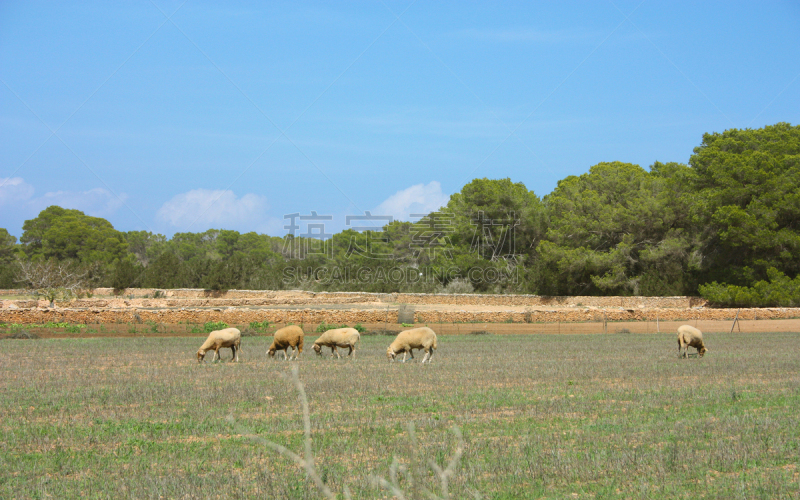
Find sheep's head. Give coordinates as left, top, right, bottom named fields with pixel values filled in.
left=386, top=347, right=396, bottom=361
left=267, top=347, right=277, bottom=358
left=699, top=346, right=707, bottom=357
left=196, top=350, right=206, bottom=363
left=312, top=343, right=322, bottom=355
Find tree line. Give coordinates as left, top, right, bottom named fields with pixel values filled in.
left=1, top=123, right=799, bottom=306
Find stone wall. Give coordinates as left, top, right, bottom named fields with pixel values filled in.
left=1, top=305, right=796, bottom=326
left=0, top=307, right=399, bottom=325
left=5, top=288, right=708, bottom=309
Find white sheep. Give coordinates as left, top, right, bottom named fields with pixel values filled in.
left=677, top=325, right=708, bottom=358
left=197, top=327, right=242, bottom=363
left=386, top=327, right=438, bottom=363
left=267, top=325, right=305, bottom=360
left=312, top=327, right=361, bottom=359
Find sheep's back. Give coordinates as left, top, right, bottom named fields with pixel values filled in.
left=316, top=327, right=360, bottom=346
left=392, top=327, right=437, bottom=348
left=678, top=325, right=703, bottom=344
left=273, top=325, right=305, bottom=346
left=202, top=327, right=241, bottom=348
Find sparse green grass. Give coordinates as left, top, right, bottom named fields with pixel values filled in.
left=1, top=332, right=799, bottom=498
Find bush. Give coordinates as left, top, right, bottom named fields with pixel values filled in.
left=206, top=321, right=228, bottom=332
left=249, top=321, right=270, bottom=332
left=699, top=268, right=800, bottom=307
left=363, top=329, right=399, bottom=336
left=441, top=278, right=474, bottom=294
left=315, top=322, right=348, bottom=333
left=3, top=330, right=40, bottom=340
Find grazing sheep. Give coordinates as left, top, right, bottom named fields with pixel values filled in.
left=312, top=327, right=361, bottom=359
left=197, top=327, right=242, bottom=363
left=268, top=325, right=305, bottom=360
left=386, top=327, right=438, bottom=363
left=677, top=325, right=708, bottom=358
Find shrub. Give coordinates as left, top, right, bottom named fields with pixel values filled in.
left=315, top=322, right=348, bottom=333
left=442, top=277, right=474, bottom=294
left=249, top=321, right=270, bottom=332
left=3, top=330, right=40, bottom=340
left=364, top=329, right=399, bottom=336
left=699, top=268, right=800, bottom=307
left=203, top=321, right=228, bottom=333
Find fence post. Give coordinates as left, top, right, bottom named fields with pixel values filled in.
left=730, top=309, right=741, bottom=334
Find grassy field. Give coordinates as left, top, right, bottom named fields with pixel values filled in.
left=1, top=332, right=799, bottom=499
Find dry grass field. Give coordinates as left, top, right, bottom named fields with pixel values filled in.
left=1, top=331, right=799, bottom=499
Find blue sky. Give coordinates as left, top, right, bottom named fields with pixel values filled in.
left=1, top=1, right=799, bottom=239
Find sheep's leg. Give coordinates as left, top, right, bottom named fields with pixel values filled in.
left=421, top=350, right=430, bottom=364
left=401, top=351, right=408, bottom=363
left=212, top=348, right=220, bottom=362
left=348, top=345, right=354, bottom=358
left=332, top=346, right=340, bottom=359
left=231, top=345, right=238, bottom=362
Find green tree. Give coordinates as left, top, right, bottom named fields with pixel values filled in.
left=689, top=122, right=800, bottom=285
left=143, top=251, right=185, bottom=289
left=124, top=231, right=167, bottom=265
left=445, top=178, right=545, bottom=260
left=441, top=178, right=544, bottom=292
left=111, top=257, right=145, bottom=290
left=20, top=206, right=128, bottom=265
left=537, top=161, right=696, bottom=296
left=0, top=228, right=19, bottom=288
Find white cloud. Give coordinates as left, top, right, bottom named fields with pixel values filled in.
left=0, top=177, right=35, bottom=205
left=36, top=188, right=128, bottom=218
left=0, top=177, right=126, bottom=219
left=156, top=189, right=270, bottom=231
left=373, top=181, right=450, bottom=222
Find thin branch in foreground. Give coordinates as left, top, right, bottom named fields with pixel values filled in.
left=371, top=423, right=466, bottom=500
left=230, top=365, right=470, bottom=499
left=426, top=427, right=465, bottom=500
left=229, top=365, right=344, bottom=500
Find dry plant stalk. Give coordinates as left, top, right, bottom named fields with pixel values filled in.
left=230, top=365, right=345, bottom=500
left=371, top=423, right=467, bottom=500
left=232, top=365, right=472, bottom=499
